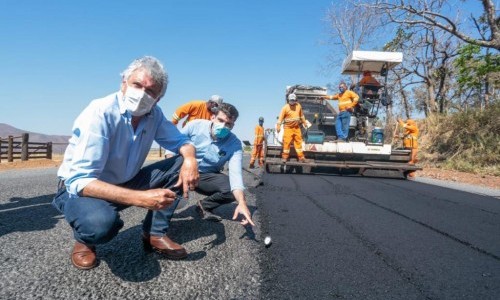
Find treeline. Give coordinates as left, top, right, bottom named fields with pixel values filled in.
left=324, top=0, right=499, bottom=119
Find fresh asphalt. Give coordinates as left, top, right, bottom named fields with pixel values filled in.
left=1, top=156, right=499, bottom=299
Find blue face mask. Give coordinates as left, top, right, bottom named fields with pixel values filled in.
left=339, top=87, right=346, bottom=93
left=213, top=122, right=231, bottom=139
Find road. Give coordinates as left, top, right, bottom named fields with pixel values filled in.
left=257, top=172, right=500, bottom=299
left=1, top=160, right=499, bottom=299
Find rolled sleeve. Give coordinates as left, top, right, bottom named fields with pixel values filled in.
left=63, top=108, right=110, bottom=196
left=155, top=117, right=192, bottom=152
left=228, top=149, right=245, bottom=191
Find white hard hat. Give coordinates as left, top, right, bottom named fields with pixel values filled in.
left=288, top=94, right=297, bottom=101
left=209, top=95, right=224, bottom=104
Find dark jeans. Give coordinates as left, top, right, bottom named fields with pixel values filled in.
left=52, top=156, right=184, bottom=246
left=195, top=172, right=236, bottom=211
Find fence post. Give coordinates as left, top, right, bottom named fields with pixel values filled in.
left=0, top=138, right=2, bottom=163
left=8, top=136, right=13, bottom=162
left=46, top=142, right=52, bottom=159
left=159, top=146, right=162, bottom=158
left=21, top=133, right=29, bottom=161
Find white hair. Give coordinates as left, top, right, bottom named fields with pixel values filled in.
left=120, top=56, right=168, bottom=99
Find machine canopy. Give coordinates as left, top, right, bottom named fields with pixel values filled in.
left=341, top=51, right=403, bottom=75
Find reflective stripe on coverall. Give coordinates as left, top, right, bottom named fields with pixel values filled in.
left=326, top=90, right=359, bottom=112
left=277, top=103, right=306, bottom=160
left=250, top=125, right=265, bottom=166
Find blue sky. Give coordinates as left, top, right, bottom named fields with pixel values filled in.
left=0, top=0, right=484, bottom=142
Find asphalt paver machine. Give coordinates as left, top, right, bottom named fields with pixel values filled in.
left=264, top=51, right=421, bottom=178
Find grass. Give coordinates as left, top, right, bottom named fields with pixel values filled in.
left=419, top=101, right=500, bottom=176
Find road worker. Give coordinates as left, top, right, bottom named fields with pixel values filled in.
left=359, top=71, right=381, bottom=98
left=323, top=82, right=359, bottom=142
left=276, top=94, right=308, bottom=163
left=359, top=71, right=380, bottom=87
left=397, top=118, right=419, bottom=178
left=172, top=95, right=223, bottom=127
left=249, top=117, right=265, bottom=168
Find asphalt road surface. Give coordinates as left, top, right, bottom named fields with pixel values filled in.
left=1, top=159, right=499, bottom=299
left=257, top=171, right=500, bottom=299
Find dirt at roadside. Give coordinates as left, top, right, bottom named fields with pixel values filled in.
left=1, top=159, right=498, bottom=190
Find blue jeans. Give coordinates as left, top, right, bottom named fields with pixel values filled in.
left=336, top=111, right=351, bottom=140
left=52, top=156, right=183, bottom=246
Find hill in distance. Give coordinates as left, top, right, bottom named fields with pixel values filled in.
left=0, top=123, right=70, bottom=154
left=0, top=123, right=70, bottom=144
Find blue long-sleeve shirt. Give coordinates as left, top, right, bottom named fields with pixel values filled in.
left=180, top=119, right=245, bottom=191
left=57, top=91, right=191, bottom=197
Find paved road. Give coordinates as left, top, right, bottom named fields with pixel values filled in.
left=1, top=161, right=499, bottom=299
left=0, top=166, right=263, bottom=300
left=257, top=172, right=500, bottom=299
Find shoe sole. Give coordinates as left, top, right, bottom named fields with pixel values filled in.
left=204, top=216, right=222, bottom=222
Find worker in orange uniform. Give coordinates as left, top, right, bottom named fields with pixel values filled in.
left=249, top=117, right=265, bottom=168
left=397, top=118, right=419, bottom=178
left=323, top=82, right=359, bottom=142
left=359, top=71, right=380, bottom=86
left=276, top=94, right=308, bottom=163
left=172, top=95, right=223, bottom=127
left=359, top=71, right=381, bottom=97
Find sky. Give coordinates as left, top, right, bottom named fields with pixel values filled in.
left=0, top=0, right=485, bottom=143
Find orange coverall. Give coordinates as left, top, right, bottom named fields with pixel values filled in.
left=398, top=119, right=419, bottom=177
left=172, top=100, right=212, bottom=127
left=249, top=124, right=265, bottom=167
left=277, top=103, right=307, bottom=161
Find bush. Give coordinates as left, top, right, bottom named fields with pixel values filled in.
left=419, top=102, right=500, bottom=176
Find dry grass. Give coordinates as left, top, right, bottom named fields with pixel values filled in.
left=418, top=102, right=500, bottom=176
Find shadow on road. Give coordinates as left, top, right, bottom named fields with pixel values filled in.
left=0, top=194, right=62, bottom=237
left=94, top=204, right=259, bottom=282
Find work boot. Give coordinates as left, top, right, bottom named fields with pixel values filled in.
left=249, top=164, right=255, bottom=169
left=71, top=241, right=97, bottom=270
left=298, top=157, right=306, bottom=163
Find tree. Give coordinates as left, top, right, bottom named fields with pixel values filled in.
left=384, top=25, right=459, bottom=116
left=369, top=0, right=500, bottom=50
left=323, top=0, right=383, bottom=78
left=455, top=44, right=500, bottom=109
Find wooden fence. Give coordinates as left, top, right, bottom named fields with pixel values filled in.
left=0, top=133, right=52, bottom=162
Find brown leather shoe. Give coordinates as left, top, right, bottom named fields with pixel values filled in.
left=142, top=233, right=188, bottom=260
left=71, top=241, right=97, bottom=270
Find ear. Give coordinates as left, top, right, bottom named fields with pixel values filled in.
left=120, top=79, right=127, bottom=94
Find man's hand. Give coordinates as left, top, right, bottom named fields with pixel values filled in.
left=139, top=188, right=178, bottom=210
left=174, top=144, right=199, bottom=198
left=174, top=156, right=199, bottom=198
left=232, top=202, right=255, bottom=226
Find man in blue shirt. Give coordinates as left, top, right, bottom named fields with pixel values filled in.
left=180, top=103, right=255, bottom=226
left=53, top=56, right=199, bottom=270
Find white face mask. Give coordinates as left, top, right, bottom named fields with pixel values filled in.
left=123, top=85, right=157, bottom=116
